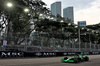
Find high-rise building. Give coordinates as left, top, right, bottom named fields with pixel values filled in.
left=51, top=1, right=61, bottom=17
left=63, top=7, right=74, bottom=23
left=78, top=21, right=87, bottom=27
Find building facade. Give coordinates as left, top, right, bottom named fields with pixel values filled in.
left=51, top=1, right=61, bottom=17
left=63, top=7, right=74, bottom=23
left=78, top=21, right=87, bottom=27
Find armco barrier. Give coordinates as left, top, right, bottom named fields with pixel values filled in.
left=0, top=51, right=100, bottom=58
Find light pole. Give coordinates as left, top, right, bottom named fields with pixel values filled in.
left=86, top=29, right=92, bottom=52
left=89, top=33, right=92, bottom=51
left=78, top=26, right=84, bottom=52
left=78, top=26, right=81, bottom=51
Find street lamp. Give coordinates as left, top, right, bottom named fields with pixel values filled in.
left=68, top=23, right=71, bottom=26
left=24, top=8, right=29, bottom=12
left=39, top=14, right=43, bottom=17
left=7, top=3, right=13, bottom=7
left=60, top=20, right=64, bottom=23
left=7, top=3, right=29, bottom=13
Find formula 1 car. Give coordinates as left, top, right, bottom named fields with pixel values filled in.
left=61, top=54, right=89, bottom=63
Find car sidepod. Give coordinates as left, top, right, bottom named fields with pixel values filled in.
left=65, top=57, right=76, bottom=63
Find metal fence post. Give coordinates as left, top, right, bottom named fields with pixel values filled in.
left=90, top=42, right=91, bottom=52
left=94, top=44, right=95, bottom=51
left=98, top=45, right=99, bottom=51
left=85, top=43, right=86, bottom=51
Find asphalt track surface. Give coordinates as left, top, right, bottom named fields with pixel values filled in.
left=0, top=55, right=100, bottom=66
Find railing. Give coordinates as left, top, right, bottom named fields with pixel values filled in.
left=0, top=43, right=100, bottom=52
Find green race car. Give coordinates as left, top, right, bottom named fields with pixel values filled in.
left=61, top=54, right=89, bottom=63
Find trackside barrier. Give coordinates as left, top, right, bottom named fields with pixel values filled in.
left=0, top=51, right=100, bottom=58
left=0, top=51, right=24, bottom=58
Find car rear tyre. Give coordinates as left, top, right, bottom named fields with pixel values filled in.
left=74, top=58, right=79, bottom=63
left=84, top=57, right=89, bottom=61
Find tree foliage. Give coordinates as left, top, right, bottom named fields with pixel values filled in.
left=0, top=0, right=100, bottom=46
left=0, top=0, right=48, bottom=45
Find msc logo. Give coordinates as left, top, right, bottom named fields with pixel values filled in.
left=0, top=52, right=24, bottom=57
left=43, top=52, right=56, bottom=56
left=63, top=53, right=67, bottom=55
left=35, top=53, right=42, bottom=56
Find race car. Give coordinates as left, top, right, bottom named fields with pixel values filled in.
left=61, top=54, right=89, bottom=63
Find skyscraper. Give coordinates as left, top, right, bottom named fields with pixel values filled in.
left=51, top=1, right=61, bottom=17
left=63, top=7, right=74, bottom=23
